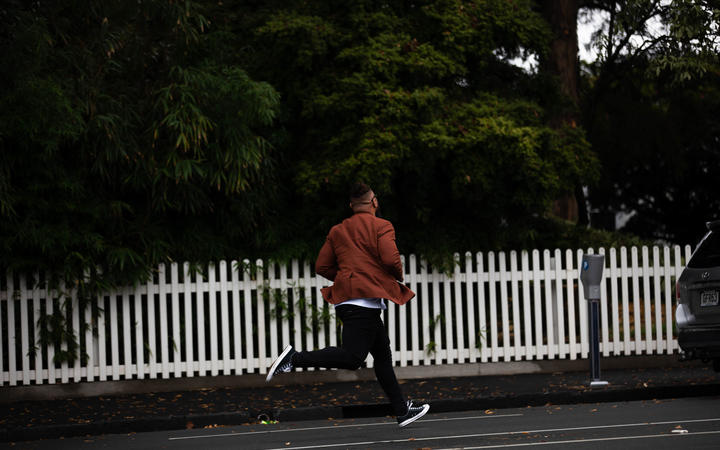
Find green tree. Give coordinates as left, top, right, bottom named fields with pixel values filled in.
left=243, top=0, right=599, bottom=258
left=577, top=0, right=720, bottom=243
left=0, top=0, right=281, bottom=287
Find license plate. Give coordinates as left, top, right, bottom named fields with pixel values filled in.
left=701, top=290, right=719, bottom=307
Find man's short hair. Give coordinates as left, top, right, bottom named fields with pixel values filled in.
left=350, top=182, right=372, bottom=200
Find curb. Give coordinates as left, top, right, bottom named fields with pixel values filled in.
left=3, top=383, right=720, bottom=443
left=298, top=382, right=720, bottom=420
left=0, top=411, right=249, bottom=443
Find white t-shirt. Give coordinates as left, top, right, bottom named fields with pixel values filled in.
left=336, top=298, right=387, bottom=310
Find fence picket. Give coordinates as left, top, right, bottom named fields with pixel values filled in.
left=134, top=283, right=145, bottom=380
left=195, top=266, right=206, bottom=377
left=34, top=283, right=44, bottom=383
left=431, top=266, right=443, bottom=365
left=122, top=287, right=132, bottom=380
left=420, top=259, right=431, bottom=365
left=71, top=288, right=81, bottom=382
left=565, top=250, right=577, bottom=360
left=0, top=279, right=5, bottom=384
left=521, top=251, right=532, bottom=360
left=399, top=255, right=408, bottom=366
left=231, top=260, right=242, bottom=375
left=620, top=247, right=631, bottom=355
left=256, top=259, right=267, bottom=373
left=609, top=248, right=620, bottom=355
left=465, top=252, right=478, bottom=362
left=598, top=248, right=610, bottom=357
left=653, top=246, right=663, bottom=354
left=543, top=251, right=555, bottom=359
left=158, top=264, right=170, bottom=379
left=19, top=276, right=30, bottom=385
left=442, top=268, right=453, bottom=363
left=314, top=269, right=325, bottom=356
left=499, top=252, right=510, bottom=362
left=672, top=246, right=683, bottom=351
left=509, top=251, right=521, bottom=360
left=183, top=263, right=193, bottom=377
left=554, top=249, right=566, bottom=359
left=453, top=253, right=465, bottom=363
left=631, top=247, right=642, bottom=353
left=409, top=255, right=420, bottom=366
left=641, top=246, right=653, bottom=353
left=301, top=261, right=312, bottom=359
left=208, top=263, right=218, bottom=377
left=488, top=253, right=499, bottom=362
left=97, top=292, right=106, bottom=382
left=477, top=252, right=489, bottom=362
left=663, top=246, right=673, bottom=354
left=171, top=263, right=182, bottom=378
left=292, top=260, right=302, bottom=359
left=109, top=290, right=119, bottom=381
left=279, top=261, right=290, bottom=354
left=219, top=261, right=231, bottom=375
left=8, top=275, right=17, bottom=385
left=243, top=259, right=255, bottom=373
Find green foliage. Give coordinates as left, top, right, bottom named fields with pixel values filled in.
left=0, top=1, right=280, bottom=289
left=247, top=0, right=598, bottom=258
left=580, top=0, right=720, bottom=245
left=584, top=60, right=720, bottom=245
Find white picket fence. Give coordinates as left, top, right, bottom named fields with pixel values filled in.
left=0, top=245, right=691, bottom=387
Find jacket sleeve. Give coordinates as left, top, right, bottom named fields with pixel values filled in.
left=378, top=221, right=404, bottom=281
left=315, top=235, right=338, bottom=281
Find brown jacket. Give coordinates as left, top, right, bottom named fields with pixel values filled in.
left=315, top=212, right=415, bottom=305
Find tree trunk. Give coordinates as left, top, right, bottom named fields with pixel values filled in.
left=541, top=0, right=589, bottom=224
left=543, top=0, right=580, bottom=110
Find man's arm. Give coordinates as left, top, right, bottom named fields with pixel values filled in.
left=315, top=237, right=338, bottom=281
left=378, top=221, right=404, bottom=281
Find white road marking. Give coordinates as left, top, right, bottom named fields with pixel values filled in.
left=455, top=429, right=720, bottom=449
left=167, top=414, right=523, bottom=440
left=262, top=417, right=720, bottom=450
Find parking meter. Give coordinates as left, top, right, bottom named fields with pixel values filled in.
left=580, top=255, right=604, bottom=300
left=580, top=254, right=608, bottom=387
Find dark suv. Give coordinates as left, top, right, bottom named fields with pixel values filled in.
left=676, top=220, right=720, bottom=371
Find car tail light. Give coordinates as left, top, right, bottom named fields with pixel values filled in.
left=676, top=280, right=680, bottom=300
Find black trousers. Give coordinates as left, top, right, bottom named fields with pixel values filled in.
left=292, top=304, right=407, bottom=416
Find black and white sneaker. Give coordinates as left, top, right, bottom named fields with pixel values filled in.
left=397, top=400, right=430, bottom=427
left=266, top=345, right=296, bottom=382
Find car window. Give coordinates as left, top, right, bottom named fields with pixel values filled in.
left=689, top=231, right=720, bottom=268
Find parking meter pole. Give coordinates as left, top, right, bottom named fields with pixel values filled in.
left=580, top=254, right=608, bottom=388
left=588, top=299, right=605, bottom=386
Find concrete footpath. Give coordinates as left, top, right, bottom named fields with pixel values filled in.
left=1, top=363, right=719, bottom=443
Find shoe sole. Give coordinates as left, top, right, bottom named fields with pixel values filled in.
left=265, top=345, right=293, bottom=383
left=398, top=404, right=430, bottom=427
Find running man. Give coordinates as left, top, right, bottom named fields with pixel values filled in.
left=266, top=182, right=430, bottom=427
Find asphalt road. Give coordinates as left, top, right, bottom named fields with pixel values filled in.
left=7, top=396, right=720, bottom=450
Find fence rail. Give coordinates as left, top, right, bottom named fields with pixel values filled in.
left=0, top=245, right=692, bottom=387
